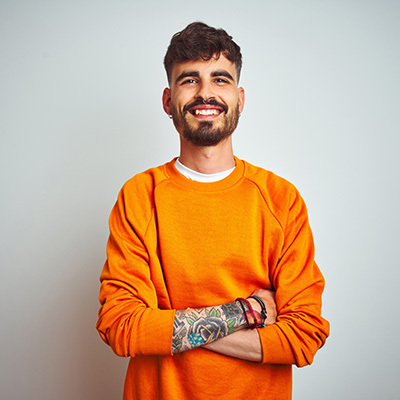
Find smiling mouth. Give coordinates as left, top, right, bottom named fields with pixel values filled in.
left=184, top=99, right=227, bottom=118
left=190, top=108, right=222, bottom=116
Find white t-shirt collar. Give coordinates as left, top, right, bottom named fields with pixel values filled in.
left=175, top=158, right=236, bottom=183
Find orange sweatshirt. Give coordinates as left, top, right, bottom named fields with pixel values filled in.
left=97, top=157, right=329, bottom=400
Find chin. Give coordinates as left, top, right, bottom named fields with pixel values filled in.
left=182, top=122, right=233, bottom=147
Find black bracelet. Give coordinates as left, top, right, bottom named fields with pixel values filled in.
left=247, top=295, right=267, bottom=328
left=236, top=298, right=250, bottom=328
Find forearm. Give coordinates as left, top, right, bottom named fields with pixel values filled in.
left=204, top=329, right=262, bottom=362
left=202, top=291, right=276, bottom=362
left=172, top=300, right=248, bottom=353
left=172, top=293, right=273, bottom=355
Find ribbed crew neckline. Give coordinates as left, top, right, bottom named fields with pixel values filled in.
left=165, top=156, right=245, bottom=192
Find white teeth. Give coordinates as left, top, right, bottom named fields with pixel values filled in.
left=195, top=109, right=220, bottom=115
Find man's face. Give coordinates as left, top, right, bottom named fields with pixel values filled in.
left=162, top=55, right=245, bottom=146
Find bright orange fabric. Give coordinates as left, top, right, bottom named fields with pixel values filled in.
left=97, top=157, right=329, bottom=400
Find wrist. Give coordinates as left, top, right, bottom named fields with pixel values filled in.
left=235, top=298, right=263, bottom=329
left=247, top=295, right=267, bottom=328
left=247, top=297, right=261, bottom=313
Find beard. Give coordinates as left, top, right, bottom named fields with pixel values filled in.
left=171, top=102, right=240, bottom=147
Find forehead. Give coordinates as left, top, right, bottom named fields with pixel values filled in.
left=171, top=55, right=238, bottom=83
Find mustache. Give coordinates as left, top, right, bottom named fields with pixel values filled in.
left=183, top=99, right=228, bottom=114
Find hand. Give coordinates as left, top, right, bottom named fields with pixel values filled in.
left=248, top=289, right=277, bottom=326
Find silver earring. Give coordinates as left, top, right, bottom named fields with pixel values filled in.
left=169, top=115, right=172, bottom=119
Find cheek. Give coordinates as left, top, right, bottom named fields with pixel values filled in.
left=172, top=89, right=193, bottom=105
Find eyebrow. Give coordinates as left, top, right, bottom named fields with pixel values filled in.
left=175, top=70, right=235, bottom=84
left=175, top=71, right=199, bottom=84
left=211, top=70, right=234, bottom=81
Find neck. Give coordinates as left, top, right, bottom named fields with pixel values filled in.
left=179, top=137, right=235, bottom=174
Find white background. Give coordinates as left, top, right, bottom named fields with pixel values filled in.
left=1, top=1, right=399, bottom=399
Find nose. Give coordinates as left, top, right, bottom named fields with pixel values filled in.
left=195, top=81, right=214, bottom=102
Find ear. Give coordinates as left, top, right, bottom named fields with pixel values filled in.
left=238, top=87, right=245, bottom=115
left=162, top=88, right=172, bottom=116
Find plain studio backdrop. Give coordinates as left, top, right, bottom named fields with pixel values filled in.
left=1, top=1, right=399, bottom=399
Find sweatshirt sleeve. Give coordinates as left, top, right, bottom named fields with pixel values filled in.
left=258, top=186, right=329, bottom=367
left=96, top=182, right=175, bottom=357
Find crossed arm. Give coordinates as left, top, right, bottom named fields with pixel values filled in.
left=172, top=289, right=277, bottom=362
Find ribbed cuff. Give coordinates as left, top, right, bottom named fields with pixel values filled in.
left=132, top=308, right=176, bottom=356
left=258, top=324, right=296, bottom=365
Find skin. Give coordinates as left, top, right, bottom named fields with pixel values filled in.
left=162, top=55, right=278, bottom=362
left=204, top=289, right=277, bottom=362
left=172, top=290, right=278, bottom=362
left=172, top=301, right=248, bottom=354
left=162, top=55, right=245, bottom=174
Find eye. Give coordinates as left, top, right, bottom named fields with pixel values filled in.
left=181, top=78, right=197, bottom=85
left=214, top=78, right=229, bottom=84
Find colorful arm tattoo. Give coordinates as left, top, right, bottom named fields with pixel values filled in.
left=172, top=301, right=247, bottom=353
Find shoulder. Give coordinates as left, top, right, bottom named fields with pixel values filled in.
left=242, top=159, right=298, bottom=199
left=240, top=159, right=303, bottom=222
left=121, top=160, right=173, bottom=198
left=113, top=160, right=173, bottom=225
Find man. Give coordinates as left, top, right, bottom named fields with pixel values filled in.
left=97, top=22, right=329, bottom=399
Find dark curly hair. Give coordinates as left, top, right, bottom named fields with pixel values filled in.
left=164, top=22, right=242, bottom=84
